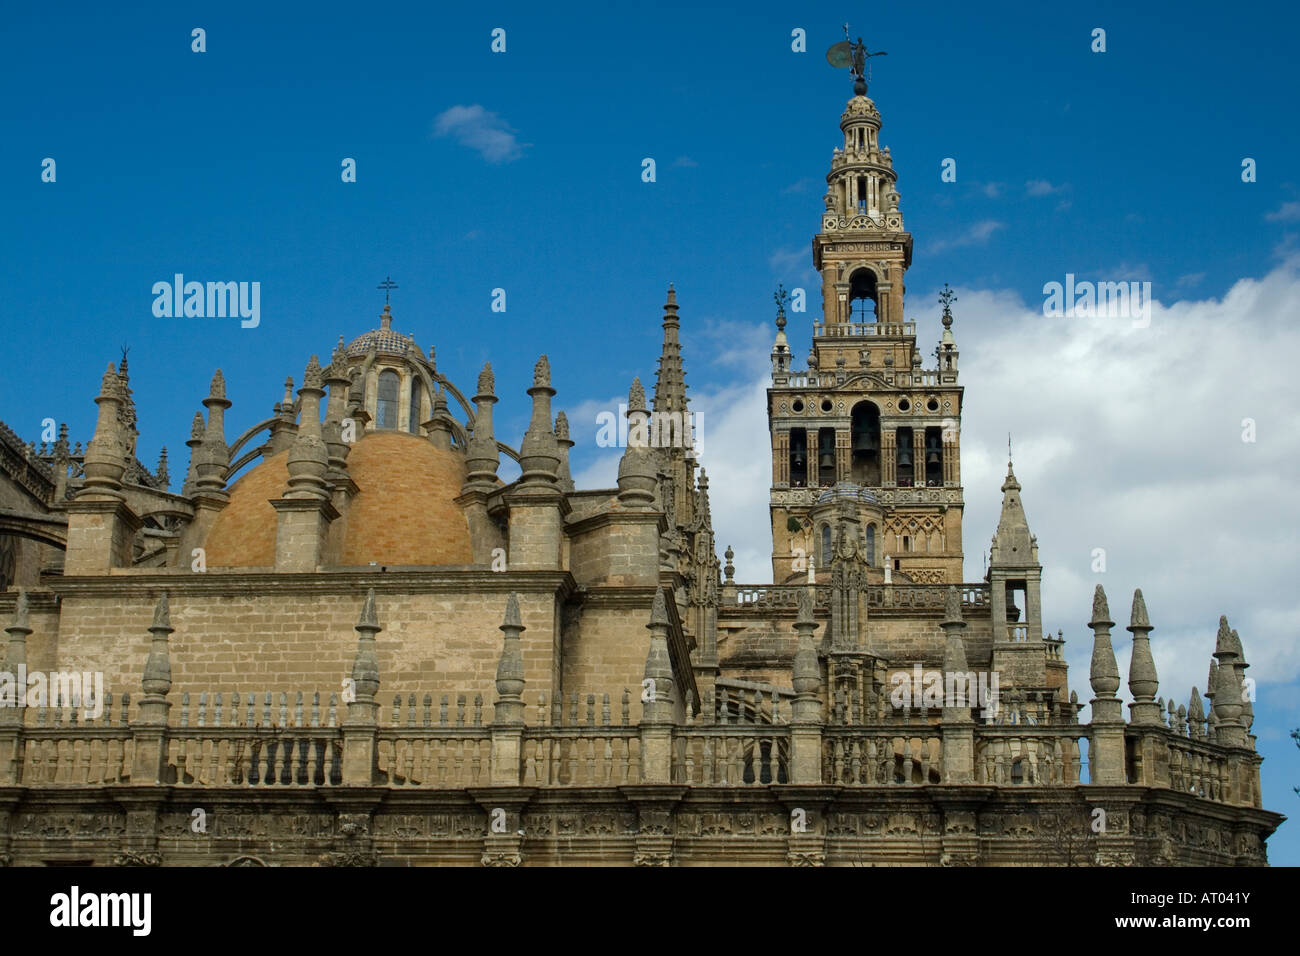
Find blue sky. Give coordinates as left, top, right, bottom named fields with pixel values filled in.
left=2, top=1, right=1298, bottom=862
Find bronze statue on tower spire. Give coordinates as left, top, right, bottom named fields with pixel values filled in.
left=826, top=24, right=887, bottom=95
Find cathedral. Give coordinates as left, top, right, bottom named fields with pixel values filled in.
left=0, top=79, right=1281, bottom=867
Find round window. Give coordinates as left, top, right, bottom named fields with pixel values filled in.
left=792, top=399, right=805, bottom=413
left=898, top=398, right=910, bottom=412
left=927, top=398, right=939, bottom=412
left=820, top=398, right=833, bottom=413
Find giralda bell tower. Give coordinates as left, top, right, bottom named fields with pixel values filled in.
left=767, top=54, right=966, bottom=587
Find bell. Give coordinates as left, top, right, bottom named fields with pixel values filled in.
left=897, top=449, right=912, bottom=467
left=819, top=451, right=835, bottom=469
left=792, top=451, right=806, bottom=468
left=926, top=450, right=940, bottom=465
left=853, top=431, right=878, bottom=453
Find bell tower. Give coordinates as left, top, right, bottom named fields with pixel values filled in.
left=768, top=80, right=965, bottom=589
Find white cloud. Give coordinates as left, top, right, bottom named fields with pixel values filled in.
left=1026, top=179, right=1067, bottom=197
left=432, top=105, right=529, bottom=163
left=929, top=220, right=1004, bottom=253
left=1265, top=200, right=1300, bottom=222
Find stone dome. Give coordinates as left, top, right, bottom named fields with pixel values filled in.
left=345, top=327, right=419, bottom=358
left=203, top=431, right=472, bottom=568
left=344, top=304, right=422, bottom=358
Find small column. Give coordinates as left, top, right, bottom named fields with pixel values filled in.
left=341, top=589, right=380, bottom=785
left=789, top=587, right=824, bottom=784
left=940, top=587, right=975, bottom=784
left=638, top=589, right=676, bottom=784
left=881, top=430, right=897, bottom=486
left=912, top=429, right=925, bottom=487
left=0, top=593, right=32, bottom=783
left=554, top=412, right=575, bottom=493
left=489, top=594, right=526, bottom=786
left=131, top=594, right=174, bottom=785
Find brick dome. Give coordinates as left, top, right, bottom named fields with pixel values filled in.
left=203, top=431, right=472, bottom=568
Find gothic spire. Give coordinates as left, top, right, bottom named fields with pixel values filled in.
left=989, top=456, right=1036, bottom=568
left=652, top=285, right=689, bottom=417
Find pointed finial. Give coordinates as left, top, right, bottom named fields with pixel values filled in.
left=209, top=370, right=226, bottom=399
left=1090, top=585, right=1113, bottom=627
left=332, top=335, right=347, bottom=367
left=303, top=356, right=323, bottom=389
left=629, top=377, right=646, bottom=411
left=502, top=592, right=523, bottom=630
left=10, top=590, right=29, bottom=629
left=554, top=411, right=570, bottom=440
left=943, top=585, right=963, bottom=624
left=477, top=362, right=495, bottom=395
left=665, top=284, right=678, bottom=309
left=532, top=355, right=551, bottom=387
left=151, top=591, right=171, bottom=629
left=1129, top=589, right=1150, bottom=629
left=649, top=587, right=670, bottom=627
left=358, top=587, right=378, bottom=629
left=796, top=586, right=815, bottom=625
left=190, top=412, right=205, bottom=440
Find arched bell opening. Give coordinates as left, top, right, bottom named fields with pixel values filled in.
left=848, top=268, right=879, bottom=323
left=850, top=401, right=881, bottom=485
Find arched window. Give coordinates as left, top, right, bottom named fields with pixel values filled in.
left=408, top=377, right=422, bottom=434
left=376, top=370, right=400, bottom=429
left=865, top=525, right=875, bottom=566
left=820, top=525, right=832, bottom=569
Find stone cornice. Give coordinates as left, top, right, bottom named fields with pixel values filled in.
left=45, top=568, right=579, bottom=600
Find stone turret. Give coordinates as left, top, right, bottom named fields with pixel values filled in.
left=181, top=412, right=204, bottom=497
left=426, top=387, right=454, bottom=451
left=988, top=457, right=1046, bottom=694
left=323, top=340, right=354, bottom=481
left=517, top=356, right=560, bottom=487
left=64, top=364, right=142, bottom=572
left=1126, top=589, right=1162, bottom=725
left=463, top=363, right=501, bottom=491
left=554, top=411, right=575, bottom=493
left=1087, top=585, right=1126, bottom=784
left=270, top=357, right=340, bottom=570
left=503, top=357, right=567, bottom=570
left=458, top=363, right=506, bottom=565
left=194, top=371, right=231, bottom=497
left=617, top=378, right=656, bottom=508
left=1211, top=616, right=1246, bottom=748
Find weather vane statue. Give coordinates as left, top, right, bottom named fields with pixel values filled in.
left=826, top=23, right=887, bottom=96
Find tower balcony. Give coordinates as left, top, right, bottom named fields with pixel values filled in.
left=814, top=320, right=914, bottom=338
